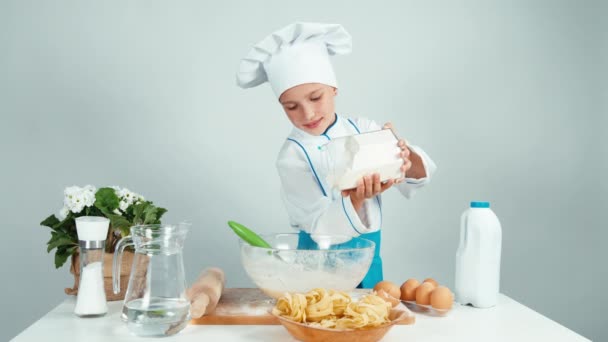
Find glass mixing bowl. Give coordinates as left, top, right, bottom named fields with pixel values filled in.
left=239, top=233, right=375, bottom=299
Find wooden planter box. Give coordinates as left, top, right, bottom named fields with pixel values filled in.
left=65, top=251, right=135, bottom=302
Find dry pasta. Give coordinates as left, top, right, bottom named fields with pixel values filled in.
left=329, top=290, right=351, bottom=316
left=273, top=292, right=308, bottom=322
left=304, top=288, right=334, bottom=322
left=272, top=288, right=392, bottom=330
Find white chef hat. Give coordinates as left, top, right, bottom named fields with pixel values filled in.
left=236, top=22, right=352, bottom=98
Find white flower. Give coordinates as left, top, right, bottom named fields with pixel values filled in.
left=63, top=185, right=96, bottom=214
left=113, top=208, right=122, bottom=215
left=63, top=186, right=80, bottom=206
left=57, top=206, right=69, bottom=220
left=82, top=189, right=96, bottom=207
left=64, top=186, right=81, bottom=212
left=123, top=189, right=135, bottom=203
left=83, top=184, right=96, bottom=193
left=113, top=187, right=128, bottom=200
left=70, top=200, right=85, bottom=214
left=113, top=187, right=124, bottom=198
left=119, top=200, right=129, bottom=212
left=112, top=185, right=145, bottom=209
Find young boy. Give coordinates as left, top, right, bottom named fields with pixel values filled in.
left=236, top=22, right=436, bottom=288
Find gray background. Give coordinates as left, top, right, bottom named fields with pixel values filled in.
left=1, top=0, right=605, bottom=341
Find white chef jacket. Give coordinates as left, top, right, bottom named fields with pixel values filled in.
left=276, top=114, right=437, bottom=242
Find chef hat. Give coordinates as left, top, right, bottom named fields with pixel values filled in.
left=236, top=22, right=352, bottom=98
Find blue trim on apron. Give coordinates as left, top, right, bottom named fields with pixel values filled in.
left=347, top=118, right=361, bottom=134
left=287, top=138, right=327, bottom=197
left=341, top=196, right=363, bottom=235
left=321, top=114, right=339, bottom=140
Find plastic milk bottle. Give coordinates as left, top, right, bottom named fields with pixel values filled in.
left=455, top=201, right=502, bottom=308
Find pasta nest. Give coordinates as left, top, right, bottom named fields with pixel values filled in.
left=272, top=288, right=392, bottom=330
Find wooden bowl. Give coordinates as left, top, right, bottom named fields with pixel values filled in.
left=272, top=305, right=414, bottom=342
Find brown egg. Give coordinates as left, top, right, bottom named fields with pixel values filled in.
left=415, top=282, right=434, bottom=305
left=373, top=281, right=401, bottom=300
left=400, top=279, right=420, bottom=301
left=376, top=289, right=400, bottom=307
left=423, top=278, right=439, bottom=288
left=430, top=286, right=454, bottom=310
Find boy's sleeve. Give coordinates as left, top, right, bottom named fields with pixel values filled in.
left=276, top=143, right=378, bottom=243
left=396, top=144, right=437, bottom=198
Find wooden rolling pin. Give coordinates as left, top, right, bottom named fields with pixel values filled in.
left=186, top=267, right=225, bottom=319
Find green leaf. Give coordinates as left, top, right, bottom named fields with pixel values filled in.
left=94, top=187, right=120, bottom=212
left=132, top=201, right=166, bottom=225
left=88, top=206, right=104, bottom=216
left=41, top=215, right=60, bottom=228
left=47, top=235, right=76, bottom=253
left=123, top=204, right=134, bottom=218
left=96, top=206, right=112, bottom=218
left=54, top=245, right=77, bottom=269
left=143, top=205, right=159, bottom=224
left=132, top=202, right=147, bottom=224
left=156, top=207, right=167, bottom=221
left=107, top=213, right=131, bottom=236
left=53, top=214, right=73, bottom=231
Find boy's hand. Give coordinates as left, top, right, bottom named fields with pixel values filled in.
left=341, top=173, right=394, bottom=211
left=383, top=122, right=413, bottom=181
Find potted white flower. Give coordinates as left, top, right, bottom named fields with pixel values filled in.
left=40, top=185, right=167, bottom=300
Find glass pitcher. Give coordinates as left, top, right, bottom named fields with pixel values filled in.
left=112, top=223, right=191, bottom=337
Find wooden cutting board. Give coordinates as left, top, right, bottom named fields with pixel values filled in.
left=190, top=288, right=415, bottom=326
left=190, top=288, right=278, bottom=325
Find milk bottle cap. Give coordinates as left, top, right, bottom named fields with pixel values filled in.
left=470, top=201, right=490, bottom=208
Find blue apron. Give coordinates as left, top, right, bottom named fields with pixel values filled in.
left=292, top=115, right=383, bottom=288
left=297, top=230, right=383, bottom=289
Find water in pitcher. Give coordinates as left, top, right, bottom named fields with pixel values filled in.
left=122, top=298, right=190, bottom=336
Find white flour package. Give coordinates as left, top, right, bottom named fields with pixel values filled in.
left=323, top=129, right=403, bottom=191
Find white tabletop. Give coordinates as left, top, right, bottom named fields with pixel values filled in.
left=12, top=294, right=588, bottom=342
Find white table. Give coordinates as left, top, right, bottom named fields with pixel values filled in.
left=12, top=294, right=588, bottom=341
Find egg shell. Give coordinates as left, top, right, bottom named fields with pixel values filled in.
left=376, top=289, right=400, bottom=307
left=430, top=286, right=454, bottom=310
left=400, top=279, right=420, bottom=301
left=415, top=282, right=434, bottom=305
left=373, top=281, right=401, bottom=300
left=423, top=278, right=439, bottom=288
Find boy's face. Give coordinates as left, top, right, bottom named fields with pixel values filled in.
left=279, top=83, right=337, bottom=135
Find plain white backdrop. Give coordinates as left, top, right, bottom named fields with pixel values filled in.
left=1, top=1, right=605, bottom=341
